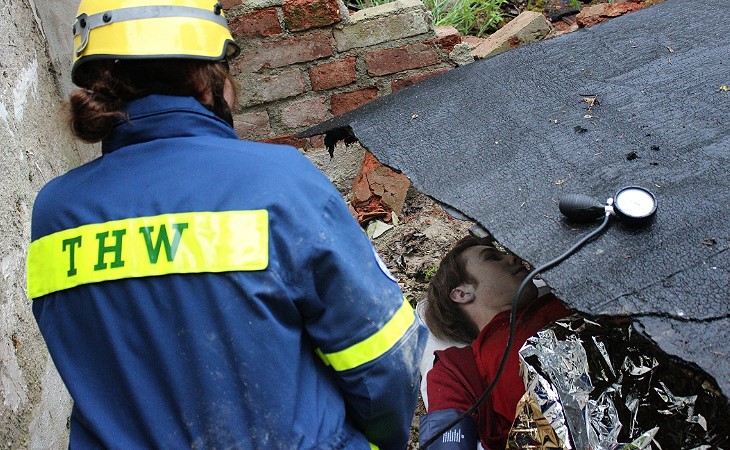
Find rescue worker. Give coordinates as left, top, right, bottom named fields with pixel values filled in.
left=27, top=1, right=427, bottom=448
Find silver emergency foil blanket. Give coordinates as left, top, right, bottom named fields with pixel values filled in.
left=300, top=0, right=730, bottom=399
left=512, top=315, right=730, bottom=449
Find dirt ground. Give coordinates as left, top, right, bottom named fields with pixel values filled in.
left=363, top=188, right=474, bottom=448
left=370, top=189, right=474, bottom=308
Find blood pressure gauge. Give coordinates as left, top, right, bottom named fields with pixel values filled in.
left=559, top=186, right=657, bottom=225
left=610, top=186, right=657, bottom=224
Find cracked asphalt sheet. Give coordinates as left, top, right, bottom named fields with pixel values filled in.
left=302, top=0, right=730, bottom=397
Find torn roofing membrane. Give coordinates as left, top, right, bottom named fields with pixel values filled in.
left=301, top=0, right=730, bottom=399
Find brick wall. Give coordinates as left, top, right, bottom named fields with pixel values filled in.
left=223, top=0, right=461, bottom=149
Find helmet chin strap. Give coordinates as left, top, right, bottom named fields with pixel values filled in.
left=205, top=90, right=234, bottom=128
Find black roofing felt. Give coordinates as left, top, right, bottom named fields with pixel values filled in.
left=301, top=0, right=730, bottom=397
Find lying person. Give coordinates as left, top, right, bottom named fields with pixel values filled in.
left=418, top=236, right=730, bottom=449
left=419, top=236, right=570, bottom=449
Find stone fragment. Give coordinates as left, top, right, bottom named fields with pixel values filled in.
left=472, top=11, right=552, bottom=60
left=432, top=26, right=462, bottom=53
left=449, top=43, right=475, bottom=67
left=577, top=2, right=646, bottom=27
left=350, top=151, right=411, bottom=225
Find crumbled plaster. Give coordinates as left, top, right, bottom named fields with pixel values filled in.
left=12, top=59, right=39, bottom=123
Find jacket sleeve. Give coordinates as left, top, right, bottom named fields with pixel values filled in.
left=427, top=349, right=492, bottom=448
left=420, top=409, right=479, bottom=450
left=304, top=193, right=428, bottom=450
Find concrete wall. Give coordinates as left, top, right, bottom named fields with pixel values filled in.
left=32, top=0, right=81, bottom=99
left=0, top=0, right=94, bottom=448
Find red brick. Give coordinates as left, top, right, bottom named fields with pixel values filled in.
left=331, top=86, right=379, bottom=116
left=365, top=43, right=440, bottom=77
left=309, top=57, right=356, bottom=91
left=391, top=68, right=450, bottom=93
left=233, top=110, right=271, bottom=140
left=309, top=134, right=325, bottom=149
left=281, top=96, right=330, bottom=129
left=429, top=26, right=462, bottom=53
left=351, top=151, right=411, bottom=224
left=262, top=133, right=310, bottom=149
left=577, top=2, right=645, bottom=27
left=283, top=0, right=341, bottom=32
left=235, top=32, right=334, bottom=73
left=229, top=8, right=282, bottom=38
left=463, top=36, right=486, bottom=47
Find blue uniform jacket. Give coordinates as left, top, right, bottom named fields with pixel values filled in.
left=29, top=95, right=427, bottom=449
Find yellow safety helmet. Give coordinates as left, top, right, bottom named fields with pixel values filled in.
left=72, top=0, right=240, bottom=86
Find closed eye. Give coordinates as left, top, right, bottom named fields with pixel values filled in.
left=479, top=248, right=502, bottom=261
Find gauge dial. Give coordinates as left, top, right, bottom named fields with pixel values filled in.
left=614, top=187, right=657, bottom=221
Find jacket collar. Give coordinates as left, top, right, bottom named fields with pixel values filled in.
left=101, top=95, right=238, bottom=154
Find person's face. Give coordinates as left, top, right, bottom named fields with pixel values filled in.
left=460, top=245, right=538, bottom=312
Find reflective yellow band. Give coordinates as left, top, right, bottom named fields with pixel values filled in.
left=27, top=210, right=269, bottom=298
left=318, top=298, right=416, bottom=372
left=369, top=443, right=379, bottom=450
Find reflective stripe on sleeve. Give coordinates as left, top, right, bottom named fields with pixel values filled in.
left=317, top=297, right=416, bottom=372
left=27, top=210, right=269, bottom=298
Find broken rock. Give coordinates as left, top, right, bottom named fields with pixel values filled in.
left=472, top=11, right=552, bottom=60
left=577, top=1, right=647, bottom=27
left=350, top=151, right=411, bottom=226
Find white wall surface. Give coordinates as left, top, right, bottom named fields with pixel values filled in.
left=1, top=0, right=95, bottom=447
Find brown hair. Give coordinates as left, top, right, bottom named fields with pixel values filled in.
left=422, top=236, right=484, bottom=344
left=67, top=59, right=237, bottom=143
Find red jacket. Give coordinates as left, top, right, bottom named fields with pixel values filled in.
left=427, top=294, right=570, bottom=449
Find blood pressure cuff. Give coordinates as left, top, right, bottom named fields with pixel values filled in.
left=419, top=409, right=478, bottom=449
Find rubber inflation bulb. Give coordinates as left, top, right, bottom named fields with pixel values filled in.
left=559, top=193, right=605, bottom=222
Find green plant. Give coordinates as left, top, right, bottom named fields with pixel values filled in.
left=349, top=0, right=392, bottom=9
left=351, top=0, right=508, bottom=37
left=424, top=265, right=439, bottom=282
left=424, top=0, right=508, bottom=36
